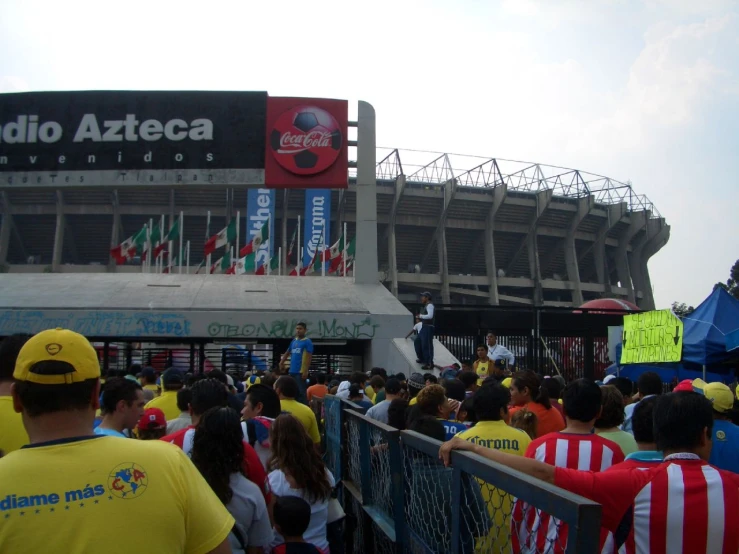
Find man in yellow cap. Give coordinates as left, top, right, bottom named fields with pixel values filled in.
left=0, top=328, right=233, bottom=553
left=697, top=381, right=739, bottom=474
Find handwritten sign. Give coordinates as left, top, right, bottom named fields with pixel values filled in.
left=621, top=309, right=683, bottom=364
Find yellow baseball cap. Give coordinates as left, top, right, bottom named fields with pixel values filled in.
left=14, top=328, right=100, bottom=385
left=700, top=382, right=734, bottom=414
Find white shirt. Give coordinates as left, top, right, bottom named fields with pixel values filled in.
left=487, top=343, right=515, bottom=366
left=268, top=468, right=336, bottom=551
left=419, top=303, right=435, bottom=321
left=413, top=322, right=422, bottom=334
left=227, top=473, right=273, bottom=552
left=366, top=399, right=392, bottom=424
left=240, top=419, right=275, bottom=470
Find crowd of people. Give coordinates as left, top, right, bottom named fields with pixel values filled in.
left=1, top=325, right=739, bottom=554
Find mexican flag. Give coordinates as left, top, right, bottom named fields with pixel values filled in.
left=154, top=219, right=180, bottom=259
left=322, top=234, right=345, bottom=262
left=132, top=225, right=149, bottom=260
left=210, top=252, right=232, bottom=274
left=110, top=235, right=137, bottom=264
left=287, top=226, right=297, bottom=262
left=234, top=253, right=257, bottom=275
left=329, top=236, right=356, bottom=273
left=204, top=220, right=236, bottom=257
left=291, top=248, right=321, bottom=276
left=255, top=255, right=280, bottom=275
left=240, top=221, right=269, bottom=257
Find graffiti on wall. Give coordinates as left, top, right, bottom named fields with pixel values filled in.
left=206, top=317, right=379, bottom=340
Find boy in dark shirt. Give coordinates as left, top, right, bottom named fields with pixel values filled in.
left=272, top=496, right=322, bottom=554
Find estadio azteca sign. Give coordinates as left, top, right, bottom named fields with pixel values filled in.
left=0, top=91, right=348, bottom=188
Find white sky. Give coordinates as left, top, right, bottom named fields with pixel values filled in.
left=1, top=0, right=737, bottom=308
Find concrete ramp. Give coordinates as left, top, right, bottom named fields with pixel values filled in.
left=387, top=337, right=460, bottom=378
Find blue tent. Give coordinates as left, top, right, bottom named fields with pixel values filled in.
left=605, top=362, right=734, bottom=385
left=681, top=287, right=739, bottom=366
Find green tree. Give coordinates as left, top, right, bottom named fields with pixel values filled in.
left=671, top=302, right=694, bottom=317
left=714, top=259, right=739, bottom=300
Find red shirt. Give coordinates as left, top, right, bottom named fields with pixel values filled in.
left=509, top=402, right=565, bottom=438
left=512, top=432, right=625, bottom=554
left=556, top=457, right=739, bottom=554
left=161, top=426, right=271, bottom=502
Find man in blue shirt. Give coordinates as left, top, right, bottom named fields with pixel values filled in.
left=279, top=322, right=313, bottom=404
left=699, top=381, right=739, bottom=474
left=622, top=371, right=662, bottom=434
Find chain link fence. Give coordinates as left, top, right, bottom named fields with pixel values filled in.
left=326, top=396, right=602, bottom=554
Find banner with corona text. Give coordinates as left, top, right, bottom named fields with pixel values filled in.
left=246, top=188, right=275, bottom=267
left=621, top=309, right=683, bottom=364
left=303, top=189, right=331, bottom=267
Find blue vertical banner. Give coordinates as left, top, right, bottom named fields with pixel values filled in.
left=303, top=189, right=331, bottom=267
left=246, top=188, right=275, bottom=267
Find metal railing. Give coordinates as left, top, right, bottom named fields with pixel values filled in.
left=325, top=396, right=602, bottom=553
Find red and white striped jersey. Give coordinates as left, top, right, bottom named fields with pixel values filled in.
left=557, top=456, right=739, bottom=554
left=512, top=432, right=625, bottom=554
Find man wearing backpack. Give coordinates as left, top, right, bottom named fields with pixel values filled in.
left=241, top=384, right=282, bottom=470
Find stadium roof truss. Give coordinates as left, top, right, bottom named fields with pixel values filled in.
left=374, top=148, right=661, bottom=219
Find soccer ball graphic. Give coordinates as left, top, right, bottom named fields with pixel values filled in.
left=270, top=105, right=342, bottom=175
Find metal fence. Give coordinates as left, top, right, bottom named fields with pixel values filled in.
left=325, top=395, right=602, bottom=554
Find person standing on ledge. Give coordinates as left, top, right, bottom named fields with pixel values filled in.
left=279, top=322, right=313, bottom=404
left=418, top=292, right=435, bottom=370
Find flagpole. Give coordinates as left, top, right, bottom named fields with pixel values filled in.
left=186, top=240, right=190, bottom=274
left=206, top=210, right=211, bottom=278
left=230, top=246, right=234, bottom=275
left=278, top=246, right=282, bottom=276
left=343, top=223, right=347, bottom=278
left=235, top=210, right=240, bottom=270
left=267, top=212, right=271, bottom=276
left=178, top=211, right=183, bottom=275
left=159, top=214, right=165, bottom=274
left=321, top=227, right=326, bottom=277
left=297, top=215, right=302, bottom=278
left=147, top=218, right=153, bottom=273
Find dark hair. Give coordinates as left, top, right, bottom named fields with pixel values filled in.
left=126, top=363, right=142, bottom=377
left=541, top=378, right=563, bottom=401
left=246, top=384, right=281, bottom=418
left=637, top=372, right=662, bottom=397
left=369, top=375, right=385, bottom=389
left=562, top=379, right=602, bottom=422
left=442, top=379, right=466, bottom=402
left=458, top=371, right=478, bottom=389
left=654, top=392, right=713, bottom=452
left=384, top=378, right=401, bottom=395
left=207, top=370, right=228, bottom=385
left=176, top=388, right=192, bottom=412
left=486, top=332, right=497, bottom=337
left=296, top=322, right=307, bottom=329
left=275, top=375, right=299, bottom=399
left=423, top=373, right=438, bottom=384
left=512, top=371, right=551, bottom=410
left=190, top=378, right=228, bottom=416
left=260, top=374, right=277, bottom=390
left=595, top=385, right=625, bottom=428
left=609, top=377, right=634, bottom=399
left=387, top=399, right=408, bottom=430
left=476, top=344, right=487, bottom=351
left=316, top=372, right=327, bottom=385
left=191, top=407, right=244, bottom=505
left=410, top=415, right=446, bottom=441
left=632, top=396, right=658, bottom=444
left=349, top=372, right=367, bottom=386
left=0, top=334, right=31, bottom=381
left=394, top=372, right=406, bottom=382
left=370, top=367, right=388, bottom=380
left=348, top=384, right=363, bottom=399
left=15, top=377, right=98, bottom=417
left=274, top=496, right=312, bottom=538
left=473, top=383, right=510, bottom=421
left=268, top=414, right=332, bottom=503
left=416, top=384, right=446, bottom=417
left=459, top=398, right=477, bottom=424
left=138, top=427, right=167, bottom=440
left=100, top=377, right=142, bottom=414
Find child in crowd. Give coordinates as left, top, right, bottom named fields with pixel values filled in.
left=271, top=496, right=323, bottom=554
left=136, top=408, right=167, bottom=440
left=510, top=408, right=538, bottom=440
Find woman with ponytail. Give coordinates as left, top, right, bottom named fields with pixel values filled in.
left=508, top=370, right=564, bottom=437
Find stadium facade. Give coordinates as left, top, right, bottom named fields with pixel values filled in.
left=0, top=147, right=668, bottom=309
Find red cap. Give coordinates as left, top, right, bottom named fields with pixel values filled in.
left=138, top=408, right=166, bottom=431
left=673, top=379, right=694, bottom=393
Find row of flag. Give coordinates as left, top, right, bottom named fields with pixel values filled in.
left=110, top=213, right=355, bottom=277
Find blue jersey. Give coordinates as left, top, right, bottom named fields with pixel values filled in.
left=708, top=419, right=739, bottom=474
left=289, top=337, right=314, bottom=375
left=442, top=419, right=470, bottom=441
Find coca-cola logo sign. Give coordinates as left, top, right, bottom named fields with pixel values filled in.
left=269, top=105, right=342, bottom=175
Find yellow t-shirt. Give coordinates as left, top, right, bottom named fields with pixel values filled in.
left=456, top=420, right=531, bottom=553
left=0, top=397, right=29, bottom=454
left=364, top=386, right=376, bottom=402
left=0, top=436, right=233, bottom=553
left=144, top=391, right=180, bottom=422
left=474, top=359, right=491, bottom=386
left=280, top=399, right=320, bottom=443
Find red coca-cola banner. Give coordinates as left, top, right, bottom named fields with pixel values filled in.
left=264, top=97, right=348, bottom=189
